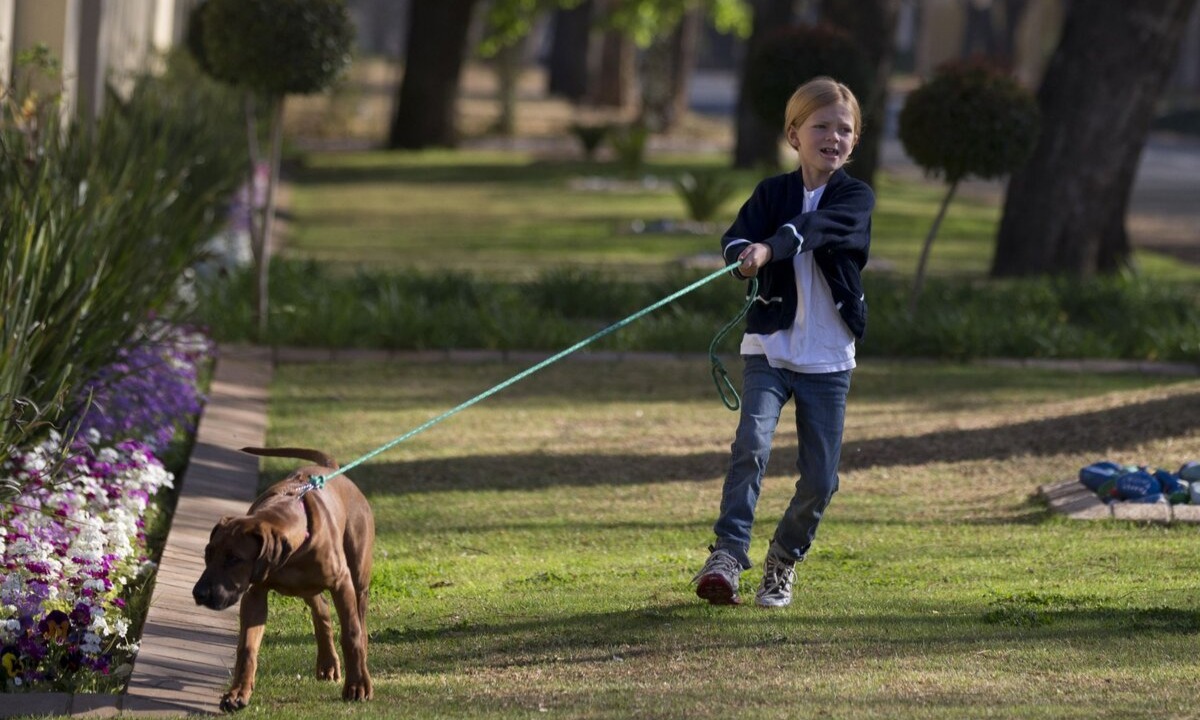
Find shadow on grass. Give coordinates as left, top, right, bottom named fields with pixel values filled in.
left=351, top=390, right=1199, bottom=496
left=260, top=601, right=1200, bottom=676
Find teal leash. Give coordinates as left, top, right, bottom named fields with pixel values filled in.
left=305, top=261, right=755, bottom=491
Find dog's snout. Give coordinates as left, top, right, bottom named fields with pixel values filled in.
left=193, top=579, right=211, bottom=606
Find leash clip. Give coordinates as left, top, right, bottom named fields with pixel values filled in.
left=297, top=474, right=326, bottom=497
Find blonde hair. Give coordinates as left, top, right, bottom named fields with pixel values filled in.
left=783, top=76, right=862, bottom=144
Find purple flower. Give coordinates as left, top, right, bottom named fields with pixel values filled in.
left=1, top=323, right=210, bottom=692
left=69, top=603, right=92, bottom=629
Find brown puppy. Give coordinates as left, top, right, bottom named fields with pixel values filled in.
left=192, top=447, right=374, bottom=711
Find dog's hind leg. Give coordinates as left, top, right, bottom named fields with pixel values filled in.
left=304, top=593, right=341, bottom=681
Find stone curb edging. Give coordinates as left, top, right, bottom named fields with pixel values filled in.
left=1039, top=479, right=1200, bottom=524
left=1, top=346, right=272, bottom=719
left=247, top=344, right=1200, bottom=376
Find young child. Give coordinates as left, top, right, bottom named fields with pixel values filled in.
left=693, top=76, right=873, bottom=608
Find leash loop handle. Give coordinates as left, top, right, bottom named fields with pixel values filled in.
left=708, top=277, right=758, bottom=412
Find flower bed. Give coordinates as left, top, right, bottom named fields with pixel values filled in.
left=1, top=327, right=211, bottom=693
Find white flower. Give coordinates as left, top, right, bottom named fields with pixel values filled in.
left=81, top=632, right=102, bottom=654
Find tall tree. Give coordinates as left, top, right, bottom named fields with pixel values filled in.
left=547, top=1, right=594, bottom=100
left=388, top=0, right=481, bottom=149
left=592, top=24, right=636, bottom=107
left=991, top=0, right=1198, bottom=277
left=733, top=0, right=795, bottom=168
left=638, top=8, right=704, bottom=132
left=819, top=0, right=901, bottom=187
left=599, top=0, right=749, bottom=122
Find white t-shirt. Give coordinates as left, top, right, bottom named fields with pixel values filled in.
left=739, top=184, right=857, bottom=373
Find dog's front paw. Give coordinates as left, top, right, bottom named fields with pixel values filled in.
left=342, top=675, right=373, bottom=702
left=316, top=659, right=341, bottom=681
left=220, top=688, right=251, bottom=713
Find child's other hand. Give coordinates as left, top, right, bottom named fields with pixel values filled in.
left=737, top=243, right=772, bottom=277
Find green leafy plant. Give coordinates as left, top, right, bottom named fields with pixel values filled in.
left=899, top=59, right=1040, bottom=313
left=674, top=169, right=737, bottom=222
left=0, top=50, right=243, bottom=486
left=193, top=261, right=1199, bottom=363
left=569, top=122, right=609, bottom=161
left=608, top=123, right=648, bottom=178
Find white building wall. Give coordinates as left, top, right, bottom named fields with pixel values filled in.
left=0, top=0, right=14, bottom=89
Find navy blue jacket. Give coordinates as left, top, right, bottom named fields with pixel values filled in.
left=720, top=168, right=873, bottom=339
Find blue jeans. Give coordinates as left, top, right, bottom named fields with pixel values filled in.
left=712, top=355, right=851, bottom=569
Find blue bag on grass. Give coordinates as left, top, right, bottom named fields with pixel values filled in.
left=1079, top=461, right=1123, bottom=491
left=1128, top=493, right=1167, bottom=504
left=1179, top=461, right=1200, bottom=483
left=1114, top=469, right=1159, bottom=501
left=1147, top=470, right=1185, bottom=504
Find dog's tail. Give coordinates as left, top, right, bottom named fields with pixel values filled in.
left=241, top=447, right=338, bottom=469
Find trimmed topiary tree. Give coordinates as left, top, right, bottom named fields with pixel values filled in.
left=742, top=23, right=874, bottom=163
left=899, top=59, right=1040, bottom=313
left=189, top=0, right=353, bottom=337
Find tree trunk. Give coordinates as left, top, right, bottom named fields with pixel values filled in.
left=592, top=27, right=635, bottom=108
left=387, top=0, right=480, bottom=149
left=960, top=0, right=997, bottom=59
left=248, top=94, right=284, bottom=340
left=667, top=8, right=703, bottom=132
left=996, top=0, right=1029, bottom=71
left=733, top=0, right=796, bottom=168
left=547, top=0, right=593, bottom=101
left=910, top=179, right=958, bottom=315
left=493, top=35, right=528, bottom=136
left=819, top=0, right=901, bottom=187
left=991, top=0, right=1198, bottom=278
left=639, top=35, right=674, bottom=132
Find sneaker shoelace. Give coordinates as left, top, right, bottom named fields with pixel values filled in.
left=761, top=556, right=795, bottom=595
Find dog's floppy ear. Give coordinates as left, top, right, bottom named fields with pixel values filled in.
left=208, top=516, right=233, bottom=543
left=250, top=528, right=294, bottom=584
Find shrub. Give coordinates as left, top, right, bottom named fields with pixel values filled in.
left=607, top=124, right=648, bottom=178
left=569, top=123, right=609, bottom=161
left=193, top=263, right=1199, bottom=364
left=674, top=170, right=738, bottom=222
left=898, top=59, right=1040, bottom=311
left=193, top=0, right=355, bottom=337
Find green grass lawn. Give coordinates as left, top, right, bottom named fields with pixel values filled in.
left=285, top=149, right=1200, bottom=284
left=286, top=151, right=1005, bottom=280
left=235, top=358, right=1200, bottom=719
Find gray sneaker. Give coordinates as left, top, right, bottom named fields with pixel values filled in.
left=754, top=545, right=797, bottom=608
left=692, top=547, right=742, bottom=605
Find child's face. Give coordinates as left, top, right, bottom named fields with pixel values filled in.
left=786, top=101, right=857, bottom=187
